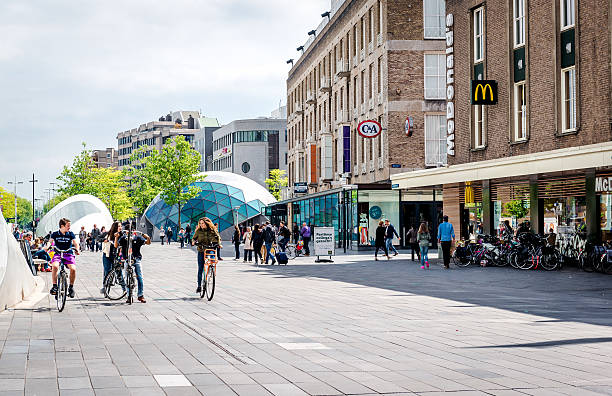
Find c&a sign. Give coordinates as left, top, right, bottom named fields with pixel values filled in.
left=357, top=120, right=382, bottom=138
left=471, top=80, right=498, bottom=105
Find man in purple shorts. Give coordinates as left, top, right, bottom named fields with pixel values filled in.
left=48, top=218, right=80, bottom=298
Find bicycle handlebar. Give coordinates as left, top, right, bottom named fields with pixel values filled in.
left=53, top=247, right=75, bottom=253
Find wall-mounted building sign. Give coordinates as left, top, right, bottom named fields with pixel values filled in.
left=405, top=116, right=413, bottom=137
left=471, top=80, right=498, bottom=105
left=446, top=13, right=455, bottom=156
left=391, top=164, right=401, bottom=168
left=294, top=182, right=308, bottom=194
left=357, top=120, right=382, bottom=138
left=596, top=177, right=612, bottom=193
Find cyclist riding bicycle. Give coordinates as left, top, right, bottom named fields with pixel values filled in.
left=192, top=217, right=221, bottom=294
left=116, top=226, right=151, bottom=303
left=48, top=218, right=80, bottom=298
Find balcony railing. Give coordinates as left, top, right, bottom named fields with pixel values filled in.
left=295, top=102, right=304, bottom=114
left=306, top=91, right=316, bottom=104
left=336, top=59, right=350, bottom=77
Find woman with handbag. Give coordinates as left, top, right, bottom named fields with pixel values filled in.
left=242, top=226, right=253, bottom=262
left=417, top=222, right=431, bottom=269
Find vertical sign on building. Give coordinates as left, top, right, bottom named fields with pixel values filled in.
left=342, top=125, right=351, bottom=173
left=310, top=144, right=317, bottom=183
left=446, top=13, right=455, bottom=156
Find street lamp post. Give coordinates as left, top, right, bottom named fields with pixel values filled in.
left=29, top=173, right=38, bottom=230
left=7, top=177, right=24, bottom=225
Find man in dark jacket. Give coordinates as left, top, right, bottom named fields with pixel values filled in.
left=91, top=224, right=101, bottom=252
left=277, top=221, right=291, bottom=252
left=384, top=219, right=400, bottom=256
left=262, top=222, right=276, bottom=264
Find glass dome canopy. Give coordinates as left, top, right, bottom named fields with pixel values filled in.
left=143, top=171, right=276, bottom=234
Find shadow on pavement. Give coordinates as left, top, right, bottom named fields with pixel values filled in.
left=241, top=257, right=612, bottom=327
left=469, top=337, right=612, bottom=348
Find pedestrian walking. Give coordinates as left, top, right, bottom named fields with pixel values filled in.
left=300, top=222, right=311, bottom=256
left=159, top=228, right=165, bottom=245
left=91, top=224, right=101, bottom=252
left=178, top=228, right=185, bottom=248
left=166, top=226, right=173, bottom=245
left=79, top=226, right=87, bottom=251
left=243, top=226, right=253, bottom=262
left=263, top=222, right=277, bottom=265
left=374, top=220, right=389, bottom=260
left=185, top=224, right=192, bottom=246
left=384, top=219, right=400, bottom=256
left=406, top=225, right=420, bottom=261
left=214, top=223, right=223, bottom=260
left=101, top=221, right=121, bottom=294
left=277, top=221, right=291, bottom=252
left=232, top=225, right=241, bottom=260
left=417, top=223, right=431, bottom=269
left=437, top=215, right=455, bottom=269
left=252, top=224, right=263, bottom=265
left=292, top=224, right=300, bottom=244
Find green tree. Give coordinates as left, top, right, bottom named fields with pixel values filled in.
left=145, top=136, right=203, bottom=228
left=265, top=169, right=288, bottom=200
left=0, top=187, right=33, bottom=226
left=502, top=199, right=529, bottom=220
left=57, top=142, right=97, bottom=196
left=123, top=148, right=160, bottom=217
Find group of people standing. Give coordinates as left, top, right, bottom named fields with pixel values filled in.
left=78, top=225, right=105, bottom=252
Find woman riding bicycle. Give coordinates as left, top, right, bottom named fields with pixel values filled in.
left=192, top=217, right=221, bottom=294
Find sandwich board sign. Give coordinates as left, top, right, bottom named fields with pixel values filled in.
left=313, top=227, right=335, bottom=263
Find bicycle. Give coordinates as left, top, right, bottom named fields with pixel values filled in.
left=196, top=243, right=218, bottom=301
left=285, top=240, right=304, bottom=260
left=52, top=247, right=76, bottom=312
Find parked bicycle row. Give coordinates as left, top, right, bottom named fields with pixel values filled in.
left=451, top=231, right=612, bottom=274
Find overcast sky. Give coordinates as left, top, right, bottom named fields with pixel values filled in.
left=0, top=0, right=328, bottom=206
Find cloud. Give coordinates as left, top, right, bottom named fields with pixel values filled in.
left=0, top=0, right=329, bottom=198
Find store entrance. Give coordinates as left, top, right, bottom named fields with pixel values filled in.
left=401, top=202, right=442, bottom=249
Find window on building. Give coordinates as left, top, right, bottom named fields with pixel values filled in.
left=474, top=105, right=485, bottom=148
left=513, top=0, right=525, bottom=47
left=424, top=54, right=445, bottom=99
left=368, top=64, right=373, bottom=98
left=378, top=0, right=383, bottom=37
left=368, top=8, right=373, bottom=44
left=514, top=82, right=527, bottom=141
left=474, top=7, right=484, bottom=63
left=425, top=115, right=447, bottom=166
left=360, top=70, right=365, bottom=104
left=377, top=56, right=383, bottom=93
left=353, top=76, right=358, bottom=108
left=423, top=0, right=445, bottom=39
left=561, top=66, right=576, bottom=132
left=561, top=0, right=575, bottom=29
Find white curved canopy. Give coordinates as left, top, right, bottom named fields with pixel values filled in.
left=37, top=194, right=113, bottom=236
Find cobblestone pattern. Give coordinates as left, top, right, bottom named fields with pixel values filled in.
left=1, top=243, right=612, bottom=395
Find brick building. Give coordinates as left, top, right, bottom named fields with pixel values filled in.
left=268, top=0, right=447, bottom=249
left=91, top=148, right=118, bottom=169
left=392, top=0, right=612, bottom=245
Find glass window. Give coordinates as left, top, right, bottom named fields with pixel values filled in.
left=474, top=105, right=485, bottom=148
left=425, top=115, right=447, bottom=166
left=561, top=67, right=576, bottom=132
left=423, top=0, right=445, bottom=39
left=474, top=7, right=484, bottom=63
left=514, top=82, right=527, bottom=140
left=514, top=0, right=525, bottom=47
left=561, top=0, right=575, bottom=29
left=424, top=54, right=446, bottom=99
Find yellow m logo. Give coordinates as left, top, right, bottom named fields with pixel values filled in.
left=474, top=84, right=493, bottom=102
left=471, top=80, right=498, bottom=105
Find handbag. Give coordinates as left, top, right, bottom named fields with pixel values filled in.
left=102, top=240, right=111, bottom=256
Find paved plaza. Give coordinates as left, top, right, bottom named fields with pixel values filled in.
left=2, top=244, right=612, bottom=395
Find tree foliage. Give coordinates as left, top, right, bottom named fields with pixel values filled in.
left=56, top=143, right=134, bottom=220
left=0, top=187, right=32, bottom=226
left=265, top=169, right=288, bottom=200
left=143, top=136, right=203, bottom=227
left=122, top=148, right=159, bottom=217
left=502, top=199, right=529, bottom=220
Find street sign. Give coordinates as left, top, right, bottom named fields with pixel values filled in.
left=314, top=227, right=335, bottom=262
left=294, top=182, right=308, bottom=194
left=392, top=183, right=400, bottom=189
left=391, top=164, right=401, bottom=168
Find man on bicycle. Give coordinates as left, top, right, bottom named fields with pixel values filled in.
left=117, top=225, right=151, bottom=303
left=192, top=217, right=221, bottom=294
left=48, top=218, right=80, bottom=298
left=277, top=221, right=291, bottom=252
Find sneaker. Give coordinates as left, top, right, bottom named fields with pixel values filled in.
left=49, top=285, right=58, bottom=295
left=375, top=258, right=379, bottom=261
left=138, top=296, right=146, bottom=303
left=196, top=286, right=201, bottom=293
left=426, top=261, right=429, bottom=269
left=100, top=288, right=105, bottom=295
left=68, top=286, right=75, bottom=298
left=394, top=252, right=398, bottom=256
left=421, top=265, right=425, bottom=269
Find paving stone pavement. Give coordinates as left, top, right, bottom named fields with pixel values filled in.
left=2, top=243, right=612, bottom=395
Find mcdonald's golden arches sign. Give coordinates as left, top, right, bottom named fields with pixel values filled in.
left=471, top=80, right=498, bottom=105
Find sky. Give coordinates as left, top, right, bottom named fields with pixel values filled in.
left=0, top=0, right=328, bottom=207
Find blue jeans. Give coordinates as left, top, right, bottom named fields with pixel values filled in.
left=102, top=253, right=113, bottom=287
left=127, top=258, right=144, bottom=297
left=420, top=245, right=429, bottom=266
left=265, top=242, right=276, bottom=264
left=197, top=251, right=205, bottom=287
left=386, top=238, right=398, bottom=254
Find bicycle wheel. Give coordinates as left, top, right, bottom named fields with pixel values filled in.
left=104, top=269, right=127, bottom=300
left=515, top=253, right=533, bottom=270
left=200, top=264, right=207, bottom=299
left=205, top=265, right=215, bottom=301
left=126, top=267, right=134, bottom=305
left=452, top=252, right=471, bottom=267
left=286, top=246, right=296, bottom=260
left=540, top=252, right=559, bottom=271
left=57, top=272, right=67, bottom=312
left=602, top=257, right=612, bottom=275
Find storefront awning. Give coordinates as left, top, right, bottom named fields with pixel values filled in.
left=391, top=141, right=612, bottom=189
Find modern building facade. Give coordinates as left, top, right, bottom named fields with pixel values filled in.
left=210, top=111, right=287, bottom=188
left=193, top=117, right=221, bottom=172
left=117, top=111, right=207, bottom=169
left=270, top=0, right=447, bottom=249
left=92, top=148, right=118, bottom=169
left=392, top=0, right=612, bottom=245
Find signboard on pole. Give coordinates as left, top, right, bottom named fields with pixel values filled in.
left=313, top=227, right=335, bottom=262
